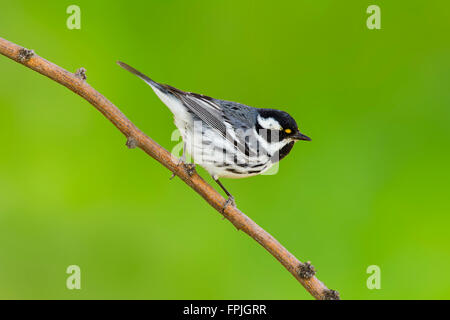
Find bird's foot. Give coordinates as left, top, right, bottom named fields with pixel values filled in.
left=170, top=159, right=196, bottom=180
left=184, top=163, right=196, bottom=176
left=222, top=196, right=236, bottom=213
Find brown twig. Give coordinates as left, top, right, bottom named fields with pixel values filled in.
left=0, top=37, right=339, bottom=300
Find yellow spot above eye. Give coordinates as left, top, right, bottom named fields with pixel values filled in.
left=285, top=129, right=292, bottom=134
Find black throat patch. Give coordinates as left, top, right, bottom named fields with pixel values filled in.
left=271, top=141, right=295, bottom=163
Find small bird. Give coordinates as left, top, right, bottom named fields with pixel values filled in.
left=117, top=62, right=311, bottom=209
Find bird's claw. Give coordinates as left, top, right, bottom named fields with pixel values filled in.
left=222, top=196, right=236, bottom=213
left=184, top=163, right=196, bottom=176
left=170, top=160, right=196, bottom=180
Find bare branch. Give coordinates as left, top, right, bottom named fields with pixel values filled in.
left=74, top=67, right=87, bottom=81
left=0, top=37, right=339, bottom=300
left=298, top=261, right=316, bottom=280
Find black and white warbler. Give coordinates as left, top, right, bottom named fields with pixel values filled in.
left=118, top=62, right=311, bottom=209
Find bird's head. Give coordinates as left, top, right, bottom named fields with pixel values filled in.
left=255, top=109, right=311, bottom=144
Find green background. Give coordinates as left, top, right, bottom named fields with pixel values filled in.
left=1, top=1, right=449, bottom=299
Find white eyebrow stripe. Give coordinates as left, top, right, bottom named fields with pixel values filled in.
left=257, top=115, right=282, bottom=130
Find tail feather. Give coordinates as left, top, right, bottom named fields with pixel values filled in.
left=117, top=61, right=190, bottom=118
left=117, top=61, right=165, bottom=91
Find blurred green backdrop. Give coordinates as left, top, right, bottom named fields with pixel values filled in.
left=1, top=0, right=449, bottom=299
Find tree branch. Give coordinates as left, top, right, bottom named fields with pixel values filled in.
left=0, top=37, right=339, bottom=300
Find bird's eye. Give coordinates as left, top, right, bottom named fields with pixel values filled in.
left=284, top=129, right=292, bottom=134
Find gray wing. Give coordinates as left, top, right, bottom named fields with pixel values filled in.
left=178, top=93, right=228, bottom=140
left=174, top=92, right=257, bottom=157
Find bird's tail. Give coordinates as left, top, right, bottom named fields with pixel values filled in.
left=117, top=61, right=165, bottom=92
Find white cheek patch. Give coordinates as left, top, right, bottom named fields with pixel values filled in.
left=257, top=115, right=282, bottom=130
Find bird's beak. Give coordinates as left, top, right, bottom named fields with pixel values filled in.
left=292, top=131, right=311, bottom=141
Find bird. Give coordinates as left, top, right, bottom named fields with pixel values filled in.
left=117, top=61, right=311, bottom=210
